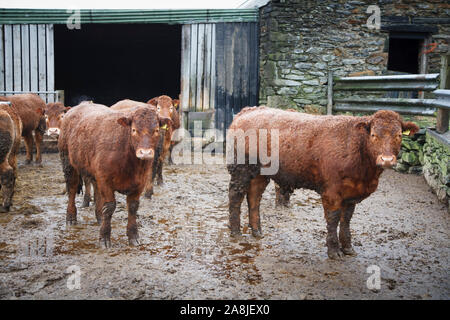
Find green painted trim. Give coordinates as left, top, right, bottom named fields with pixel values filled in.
left=0, top=9, right=259, bottom=24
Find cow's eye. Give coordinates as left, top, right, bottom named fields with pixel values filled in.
left=170, top=106, right=173, bottom=112
left=157, top=106, right=161, bottom=112
left=132, top=128, right=137, bottom=134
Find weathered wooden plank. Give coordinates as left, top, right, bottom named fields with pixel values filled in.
left=215, top=23, right=226, bottom=139
left=0, top=25, right=5, bottom=91
left=4, top=25, right=13, bottom=92
left=189, top=24, right=198, bottom=111
left=196, top=23, right=205, bottom=111
left=46, top=24, right=54, bottom=102
left=12, top=25, right=21, bottom=91
left=210, top=23, right=216, bottom=113
left=240, top=23, right=250, bottom=110
left=37, top=24, right=46, bottom=100
left=334, top=81, right=439, bottom=92
left=334, top=103, right=435, bottom=116
left=29, top=24, right=38, bottom=92
left=248, top=21, right=258, bottom=107
left=202, top=23, right=212, bottom=111
left=327, top=71, right=333, bottom=115
left=436, top=54, right=450, bottom=133
left=21, top=24, right=30, bottom=91
left=180, top=24, right=191, bottom=112
left=224, top=23, right=234, bottom=130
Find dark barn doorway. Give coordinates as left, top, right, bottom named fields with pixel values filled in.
left=54, top=24, right=181, bottom=106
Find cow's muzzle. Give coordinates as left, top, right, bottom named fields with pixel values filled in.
left=376, top=155, right=397, bottom=168
left=136, top=148, right=154, bottom=160
left=47, top=127, right=60, bottom=137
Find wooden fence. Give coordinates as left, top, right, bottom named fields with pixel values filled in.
left=327, top=54, right=450, bottom=133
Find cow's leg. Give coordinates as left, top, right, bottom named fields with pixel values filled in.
left=275, top=183, right=292, bottom=207
left=60, top=151, right=79, bottom=225
left=82, top=178, right=91, bottom=208
left=168, top=144, right=174, bottom=165
left=143, top=172, right=154, bottom=199
left=23, top=133, right=34, bottom=164
left=98, top=187, right=116, bottom=249
left=0, top=167, right=15, bottom=213
left=156, top=157, right=164, bottom=186
left=339, top=204, right=357, bottom=256
left=34, top=130, right=43, bottom=164
left=126, top=193, right=140, bottom=246
left=93, top=182, right=102, bottom=224
left=228, top=164, right=260, bottom=237
left=321, top=191, right=344, bottom=260
left=247, top=175, right=269, bottom=238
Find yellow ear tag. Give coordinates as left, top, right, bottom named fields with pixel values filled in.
left=161, top=124, right=168, bottom=130
left=402, top=130, right=410, bottom=136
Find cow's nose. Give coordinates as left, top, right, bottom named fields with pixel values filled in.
left=47, top=128, right=60, bottom=136
left=136, top=148, right=154, bottom=160
left=378, top=155, right=397, bottom=168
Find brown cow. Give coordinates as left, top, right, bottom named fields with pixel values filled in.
left=146, top=95, right=181, bottom=187
left=227, top=107, right=419, bottom=259
left=167, top=98, right=181, bottom=165
left=0, top=94, right=46, bottom=164
left=0, top=103, right=23, bottom=212
left=58, top=102, right=164, bottom=247
left=43, top=102, right=94, bottom=208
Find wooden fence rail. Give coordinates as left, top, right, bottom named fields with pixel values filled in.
left=327, top=54, right=450, bottom=133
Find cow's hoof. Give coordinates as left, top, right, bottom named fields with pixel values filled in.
left=100, top=238, right=111, bottom=249
left=327, top=248, right=344, bottom=260
left=81, top=198, right=90, bottom=208
left=25, top=159, right=32, bottom=165
left=0, top=206, right=10, bottom=213
left=144, top=191, right=153, bottom=199
left=341, top=247, right=357, bottom=256
left=128, top=238, right=140, bottom=246
left=230, top=230, right=242, bottom=238
left=252, top=229, right=264, bottom=239
left=66, top=219, right=77, bottom=226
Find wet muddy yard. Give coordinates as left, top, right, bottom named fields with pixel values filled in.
left=0, top=153, right=448, bottom=300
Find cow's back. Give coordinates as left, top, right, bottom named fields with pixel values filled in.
left=0, top=94, right=45, bottom=134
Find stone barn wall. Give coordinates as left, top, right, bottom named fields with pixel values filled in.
left=258, top=0, right=450, bottom=112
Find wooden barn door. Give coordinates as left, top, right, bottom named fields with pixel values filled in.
left=215, top=22, right=259, bottom=140
left=180, top=22, right=259, bottom=140
left=0, top=24, right=56, bottom=102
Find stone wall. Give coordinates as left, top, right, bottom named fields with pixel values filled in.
left=422, top=130, right=450, bottom=210
left=259, top=0, right=450, bottom=111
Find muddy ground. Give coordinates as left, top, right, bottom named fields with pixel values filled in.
left=0, top=153, right=448, bottom=300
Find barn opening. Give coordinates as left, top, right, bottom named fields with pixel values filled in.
left=54, top=24, right=181, bottom=106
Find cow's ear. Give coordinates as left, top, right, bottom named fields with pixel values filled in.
left=356, top=119, right=371, bottom=134
left=401, top=121, right=419, bottom=136
left=147, top=97, right=158, bottom=107
left=36, top=107, right=44, bottom=115
left=65, top=106, right=71, bottom=113
left=117, top=117, right=131, bottom=127
left=173, top=100, right=180, bottom=109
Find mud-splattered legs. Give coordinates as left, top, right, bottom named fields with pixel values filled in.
left=228, top=164, right=260, bottom=237
left=321, top=191, right=344, bottom=259
left=82, top=178, right=92, bottom=208
left=247, top=175, right=269, bottom=238
left=23, top=134, right=34, bottom=164
left=97, top=187, right=116, bottom=248
left=339, top=204, right=356, bottom=256
left=126, top=194, right=140, bottom=246
left=143, top=172, right=154, bottom=199
left=0, top=167, right=15, bottom=212
left=34, top=130, right=43, bottom=164
left=274, top=183, right=292, bottom=207
left=60, top=151, right=79, bottom=225
left=155, top=158, right=163, bottom=186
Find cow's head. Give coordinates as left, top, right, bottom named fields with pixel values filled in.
left=147, top=95, right=175, bottom=126
left=42, top=102, right=71, bottom=138
left=357, top=110, right=419, bottom=168
left=117, top=107, right=163, bottom=160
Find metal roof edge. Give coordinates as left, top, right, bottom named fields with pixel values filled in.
left=0, top=8, right=259, bottom=24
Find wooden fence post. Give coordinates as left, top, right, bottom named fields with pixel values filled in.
left=436, top=54, right=450, bottom=133
left=327, top=71, right=333, bottom=115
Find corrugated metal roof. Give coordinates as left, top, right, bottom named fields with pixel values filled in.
left=0, top=8, right=259, bottom=24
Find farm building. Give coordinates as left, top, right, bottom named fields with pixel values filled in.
left=0, top=8, right=260, bottom=137
left=0, top=1, right=449, bottom=130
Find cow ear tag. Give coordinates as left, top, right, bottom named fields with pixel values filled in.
left=161, top=124, right=168, bottom=130
left=402, top=130, right=410, bottom=136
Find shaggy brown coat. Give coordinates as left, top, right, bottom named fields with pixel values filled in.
left=58, top=102, right=163, bottom=247
left=227, top=107, right=419, bottom=259
left=0, top=94, right=46, bottom=164
left=0, top=103, right=23, bottom=212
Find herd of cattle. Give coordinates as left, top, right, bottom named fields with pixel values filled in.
left=0, top=93, right=419, bottom=259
